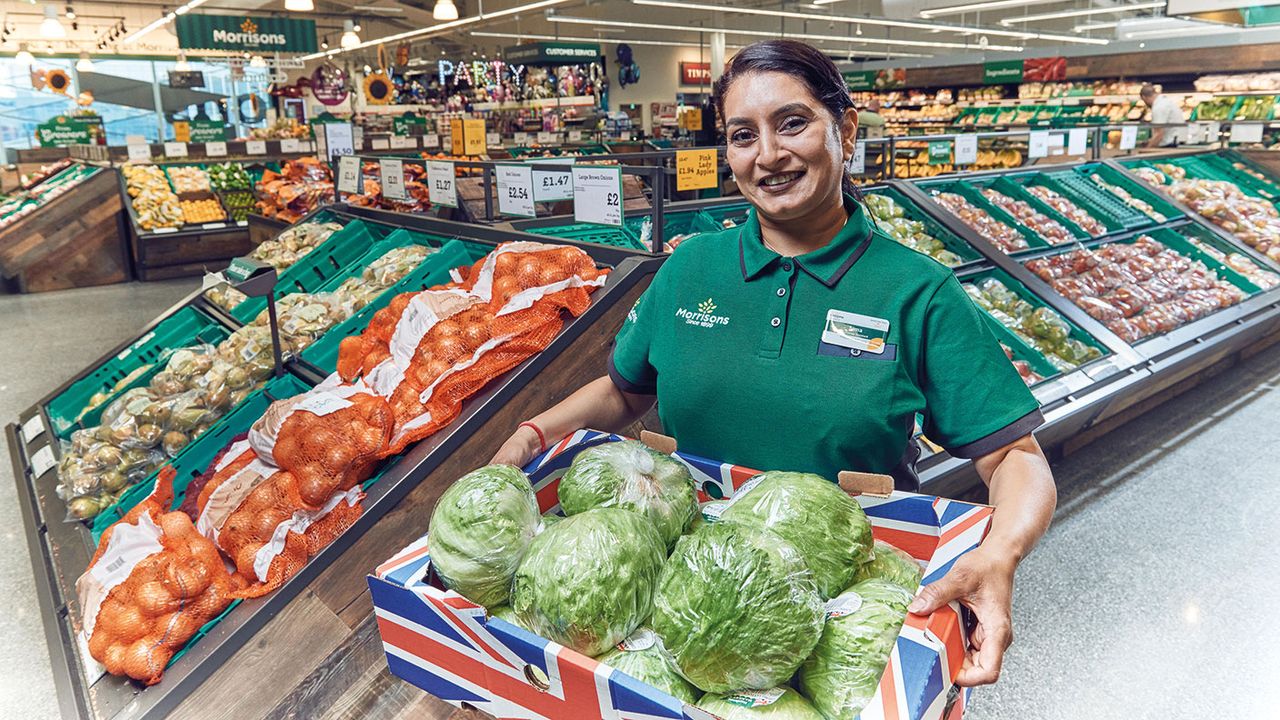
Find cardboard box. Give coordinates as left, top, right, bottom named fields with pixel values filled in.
left=370, top=430, right=993, bottom=719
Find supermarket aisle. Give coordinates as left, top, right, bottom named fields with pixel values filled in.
left=0, top=279, right=194, bottom=720
left=967, top=341, right=1280, bottom=720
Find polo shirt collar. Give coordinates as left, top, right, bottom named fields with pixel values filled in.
left=738, top=194, right=874, bottom=288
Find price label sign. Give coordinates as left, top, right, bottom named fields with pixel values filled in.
left=371, top=137, right=390, bottom=150
left=486, top=132, right=501, bottom=146
left=676, top=148, right=718, bottom=191
left=954, top=134, right=978, bottom=165
left=337, top=155, right=362, bottom=195
left=848, top=141, right=866, bottom=175
left=427, top=160, right=457, bottom=208
left=353, top=126, right=365, bottom=149
left=205, top=141, right=228, bottom=158
left=1206, top=121, right=1222, bottom=140
left=246, top=140, right=267, bottom=155
left=390, top=135, right=417, bottom=149
left=30, top=445, right=55, bottom=477
left=1067, top=128, right=1088, bottom=156
left=1230, top=123, right=1264, bottom=144
left=514, top=131, right=530, bottom=145
left=423, top=133, right=440, bottom=149
left=572, top=165, right=624, bottom=227
left=1028, top=131, right=1050, bottom=159
left=537, top=131, right=557, bottom=145
left=21, top=415, right=45, bottom=443
left=280, top=138, right=301, bottom=153
left=324, top=123, right=355, bottom=160
left=163, top=141, right=188, bottom=158
left=1186, top=123, right=1206, bottom=145
left=530, top=157, right=575, bottom=202
left=568, top=130, right=583, bottom=143
left=1119, top=125, right=1138, bottom=150
left=442, top=136, right=453, bottom=152
left=496, top=164, right=536, bottom=217
left=380, top=158, right=407, bottom=201
left=463, top=118, right=487, bottom=155
left=127, top=143, right=152, bottom=163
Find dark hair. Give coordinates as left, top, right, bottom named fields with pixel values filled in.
left=712, top=39, right=859, bottom=200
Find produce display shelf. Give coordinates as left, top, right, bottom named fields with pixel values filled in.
left=866, top=184, right=987, bottom=269
left=1028, top=171, right=1143, bottom=233
left=1071, top=162, right=1185, bottom=226
left=980, top=174, right=1097, bottom=242
left=43, top=306, right=232, bottom=440
left=915, top=178, right=1051, bottom=251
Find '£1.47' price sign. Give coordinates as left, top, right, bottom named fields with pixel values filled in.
left=497, top=164, right=537, bottom=217
left=572, top=165, right=623, bottom=227
left=530, top=157, right=574, bottom=202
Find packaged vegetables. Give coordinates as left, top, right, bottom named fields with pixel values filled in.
left=1025, top=184, right=1107, bottom=236
left=1163, top=178, right=1280, bottom=260
left=979, top=187, right=1075, bottom=244
left=166, top=166, right=211, bottom=194
left=123, top=164, right=183, bottom=231
left=964, top=278, right=1103, bottom=377
left=864, top=193, right=964, bottom=266
left=1087, top=173, right=1167, bottom=222
left=1183, top=235, right=1280, bottom=289
left=931, top=190, right=1029, bottom=253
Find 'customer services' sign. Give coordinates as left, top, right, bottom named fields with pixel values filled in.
left=176, top=14, right=317, bottom=53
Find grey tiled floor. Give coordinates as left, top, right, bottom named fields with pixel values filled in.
left=1, top=280, right=1278, bottom=719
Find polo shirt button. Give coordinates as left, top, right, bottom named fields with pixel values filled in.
left=776, top=287, right=786, bottom=297
left=781, top=262, right=792, bottom=272
left=770, top=317, right=781, bottom=327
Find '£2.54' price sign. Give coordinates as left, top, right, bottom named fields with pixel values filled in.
left=572, top=165, right=624, bottom=227
left=497, top=164, right=537, bottom=217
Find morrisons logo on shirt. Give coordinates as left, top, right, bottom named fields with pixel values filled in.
left=676, top=298, right=730, bottom=328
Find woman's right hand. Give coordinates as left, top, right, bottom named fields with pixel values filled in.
left=489, top=424, right=544, bottom=468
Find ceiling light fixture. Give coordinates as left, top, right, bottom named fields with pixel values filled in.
left=917, top=0, right=1063, bottom=18
left=64, top=4, right=75, bottom=19
left=121, top=0, right=207, bottom=44
left=298, top=0, right=572, bottom=60
left=340, top=19, right=360, bottom=48
left=40, top=5, right=67, bottom=39
left=630, top=0, right=1107, bottom=45
left=1074, top=20, right=1120, bottom=31
left=76, top=50, right=92, bottom=71
left=249, top=54, right=267, bottom=67
left=1000, top=1, right=1166, bottom=26
left=548, top=15, right=1025, bottom=51
left=433, top=0, right=459, bottom=21
left=285, top=0, right=314, bottom=11
left=470, top=30, right=747, bottom=49
left=15, top=43, right=34, bottom=63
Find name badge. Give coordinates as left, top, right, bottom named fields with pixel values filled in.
left=822, top=309, right=889, bottom=354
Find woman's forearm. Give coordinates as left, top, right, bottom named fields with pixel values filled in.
left=974, top=435, right=1057, bottom=564
left=528, top=376, right=656, bottom=445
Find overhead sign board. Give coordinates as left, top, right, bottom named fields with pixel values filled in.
left=983, top=60, right=1024, bottom=85
left=502, top=41, right=601, bottom=65
left=680, top=62, right=712, bottom=85
left=176, top=14, right=317, bottom=53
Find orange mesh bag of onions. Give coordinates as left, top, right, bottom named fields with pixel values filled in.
left=78, top=468, right=242, bottom=685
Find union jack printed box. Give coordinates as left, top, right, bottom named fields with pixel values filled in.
left=370, top=430, right=992, bottom=720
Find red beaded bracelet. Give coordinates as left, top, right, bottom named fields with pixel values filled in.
left=518, top=421, right=547, bottom=453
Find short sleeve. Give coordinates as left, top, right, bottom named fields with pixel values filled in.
left=918, top=274, right=1044, bottom=458
left=608, top=282, right=661, bottom=395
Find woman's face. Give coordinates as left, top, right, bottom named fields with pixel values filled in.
left=721, top=70, right=857, bottom=223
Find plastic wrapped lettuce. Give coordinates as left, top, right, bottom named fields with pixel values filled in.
left=428, top=464, right=541, bottom=607
left=720, top=472, right=874, bottom=599
left=511, top=508, right=666, bottom=657
left=798, top=579, right=915, bottom=720
left=696, top=687, right=825, bottom=720
left=487, top=604, right=527, bottom=629
left=651, top=522, right=824, bottom=693
left=558, top=440, right=697, bottom=550
left=853, top=540, right=924, bottom=591
left=596, top=628, right=700, bottom=704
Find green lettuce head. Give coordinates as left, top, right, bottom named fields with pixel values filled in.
left=853, top=540, right=924, bottom=591
left=720, top=471, right=874, bottom=599
left=596, top=628, right=700, bottom=704
left=558, top=440, right=697, bottom=550
left=428, top=464, right=541, bottom=607
left=696, top=687, right=825, bottom=720
left=651, top=521, right=824, bottom=693
left=511, top=507, right=666, bottom=657
left=798, top=578, right=914, bottom=720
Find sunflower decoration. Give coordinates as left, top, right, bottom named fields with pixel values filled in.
left=46, top=69, right=71, bottom=95
left=363, top=44, right=395, bottom=105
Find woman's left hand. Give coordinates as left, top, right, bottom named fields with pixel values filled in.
left=905, top=545, right=1018, bottom=687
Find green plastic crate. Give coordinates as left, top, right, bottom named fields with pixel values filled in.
left=985, top=175, right=1094, bottom=241
left=1073, top=163, right=1183, bottom=225
left=89, top=373, right=313, bottom=543
left=1144, top=226, right=1267, bottom=295
left=1198, top=153, right=1280, bottom=201
left=299, top=229, right=490, bottom=374
left=45, top=307, right=231, bottom=440
left=865, top=185, right=984, bottom=266
left=523, top=222, right=646, bottom=250
left=1218, top=149, right=1280, bottom=195
left=920, top=179, right=1050, bottom=251
left=231, top=218, right=393, bottom=324
left=1020, top=172, right=1131, bottom=234
left=625, top=210, right=720, bottom=249
left=962, top=267, right=1109, bottom=384
left=699, top=203, right=752, bottom=230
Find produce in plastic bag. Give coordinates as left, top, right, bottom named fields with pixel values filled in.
left=596, top=628, right=700, bottom=704
left=931, top=191, right=1029, bottom=253
left=251, top=293, right=350, bottom=354
left=427, top=464, right=541, bottom=607
left=510, top=507, right=666, bottom=657
left=488, top=603, right=527, bottom=629
left=57, top=426, right=164, bottom=520
left=980, top=188, right=1074, bottom=244
left=720, top=471, right=873, bottom=599
left=697, top=687, right=825, bottom=720
left=853, top=540, right=924, bottom=590
left=79, top=470, right=242, bottom=685
left=249, top=220, right=344, bottom=270
left=652, top=521, right=824, bottom=693
left=798, top=578, right=915, bottom=720
left=558, top=440, right=697, bottom=551
left=77, top=364, right=154, bottom=422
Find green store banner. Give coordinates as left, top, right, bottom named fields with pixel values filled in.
left=35, top=115, right=102, bottom=147
left=844, top=71, right=877, bottom=91
left=983, top=60, right=1024, bottom=85
left=176, top=14, right=317, bottom=53
left=393, top=113, right=427, bottom=136
left=928, top=140, right=951, bottom=165
left=502, top=41, right=601, bottom=65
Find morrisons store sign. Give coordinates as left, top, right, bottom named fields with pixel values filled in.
left=176, top=14, right=317, bottom=53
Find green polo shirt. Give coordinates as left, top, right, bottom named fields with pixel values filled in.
left=609, top=197, right=1043, bottom=488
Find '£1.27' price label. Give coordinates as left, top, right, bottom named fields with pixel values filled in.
left=496, top=164, right=536, bottom=217
left=426, top=160, right=457, bottom=208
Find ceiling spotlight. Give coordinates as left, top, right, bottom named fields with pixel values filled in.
left=340, top=19, right=360, bottom=48
left=284, top=0, right=314, bottom=11
left=433, top=0, right=459, bottom=21
left=65, top=4, right=75, bottom=19
left=353, top=22, right=361, bottom=31
left=76, top=50, right=93, bottom=71
left=15, top=43, right=34, bottom=64
left=362, top=63, right=372, bottom=73
left=249, top=54, right=266, bottom=67
left=175, top=52, right=189, bottom=70
left=40, top=5, right=67, bottom=39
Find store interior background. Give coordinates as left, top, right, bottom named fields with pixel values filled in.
left=7, top=0, right=1280, bottom=718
